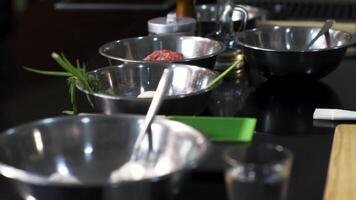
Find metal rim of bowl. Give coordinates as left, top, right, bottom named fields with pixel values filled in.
left=0, top=114, right=211, bottom=187
left=236, top=26, right=355, bottom=53
left=76, top=64, right=221, bottom=100
left=98, top=35, right=226, bottom=64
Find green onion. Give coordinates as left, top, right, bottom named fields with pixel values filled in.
left=24, top=52, right=101, bottom=115
left=206, top=54, right=245, bottom=89
left=23, top=67, right=71, bottom=77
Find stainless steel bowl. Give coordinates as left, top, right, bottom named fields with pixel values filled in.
left=0, top=115, right=210, bottom=200
left=236, top=26, right=355, bottom=80
left=76, top=63, right=219, bottom=115
left=98, top=35, right=225, bottom=69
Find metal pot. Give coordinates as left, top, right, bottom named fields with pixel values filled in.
left=195, top=4, right=267, bottom=36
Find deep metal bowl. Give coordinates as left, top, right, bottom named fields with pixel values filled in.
left=0, top=115, right=210, bottom=200
left=76, top=63, right=219, bottom=115
left=98, top=35, right=225, bottom=69
left=236, top=26, right=355, bottom=80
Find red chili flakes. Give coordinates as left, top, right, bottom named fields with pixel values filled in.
left=144, top=49, right=184, bottom=61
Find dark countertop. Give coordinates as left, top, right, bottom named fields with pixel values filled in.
left=1, top=1, right=355, bottom=200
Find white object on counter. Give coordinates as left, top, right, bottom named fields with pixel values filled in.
left=147, top=14, right=196, bottom=36
left=313, top=108, right=356, bottom=120
left=137, top=91, right=156, bottom=98
left=109, top=161, right=150, bottom=182
left=48, top=172, right=80, bottom=184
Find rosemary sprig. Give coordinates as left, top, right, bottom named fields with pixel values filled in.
left=24, top=52, right=100, bottom=115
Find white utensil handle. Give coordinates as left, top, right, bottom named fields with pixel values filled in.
left=313, top=109, right=356, bottom=120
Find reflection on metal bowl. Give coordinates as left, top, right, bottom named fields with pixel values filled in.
left=76, top=63, right=219, bottom=115
left=236, top=26, right=355, bottom=80
left=99, top=35, right=225, bottom=69
left=0, top=115, right=210, bottom=200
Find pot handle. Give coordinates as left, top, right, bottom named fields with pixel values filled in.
left=349, top=34, right=356, bottom=47
left=233, top=5, right=248, bottom=32
left=205, top=2, right=248, bottom=49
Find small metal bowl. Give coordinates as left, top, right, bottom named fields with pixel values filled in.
left=236, top=26, right=355, bottom=80
left=76, top=63, right=219, bottom=115
left=98, top=35, right=225, bottom=69
left=0, top=115, right=210, bottom=200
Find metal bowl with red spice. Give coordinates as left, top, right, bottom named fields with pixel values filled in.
left=144, top=49, right=184, bottom=61
left=98, top=35, right=225, bottom=69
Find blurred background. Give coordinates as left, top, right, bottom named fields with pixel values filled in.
left=3, top=0, right=356, bottom=63
left=0, top=0, right=355, bottom=128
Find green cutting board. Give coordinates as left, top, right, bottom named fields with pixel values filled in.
left=167, top=116, right=257, bottom=142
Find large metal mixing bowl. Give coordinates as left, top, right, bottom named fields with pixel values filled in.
left=98, top=35, right=225, bottom=69
left=0, top=115, right=210, bottom=200
left=236, top=26, right=355, bottom=80
left=76, top=63, right=219, bottom=115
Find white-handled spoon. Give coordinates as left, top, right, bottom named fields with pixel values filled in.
left=109, top=68, right=173, bottom=182
left=313, top=108, right=356, bottom=121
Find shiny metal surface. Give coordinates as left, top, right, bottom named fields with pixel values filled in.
left=147, top=16, right=196, bottom=35
left=131, top=68, right=172, bottom=162
left=206, top=1, right=248, bottom=49
left=98, top=35, right=225, bottom=69
left=305, top=20, right=335, bottom=50
left=0, top=115, right=210, bottom=200
left=196, top=4, right=264, bottom=22
left=236, top=26, right=355, bottom=80
left=196, top=4, right=266, bottom=36
left=76, top=63, right=219, bottom=115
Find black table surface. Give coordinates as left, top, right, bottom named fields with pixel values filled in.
left=1, top=1, right=356, bottom=200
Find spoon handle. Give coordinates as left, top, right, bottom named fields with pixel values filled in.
left=305, top=19, right=335, bottom=50
left=313, top=108, right=356, bottom=121
left=133, top=68, right=173, bottom=150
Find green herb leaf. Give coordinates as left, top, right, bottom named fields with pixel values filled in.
left=24, top=67, right=72, bottom=77
left=62, top=110, right=75, bottom=115
left=52, top=53, right=93, bottom=92
left=68, top=77, right=78, bottom=114
left=24, top=52, right=103, bottom=115
left=205, top=54, right=245, bottom=89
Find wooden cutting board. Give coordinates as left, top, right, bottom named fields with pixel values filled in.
left=324, top=124, right=356, bottom=200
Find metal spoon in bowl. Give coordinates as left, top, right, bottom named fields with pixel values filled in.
left=132, top=68, right=173, bottom=157
left=110, top=68, right=173, bottom=182
left=304, top=19, right=335, bottom=50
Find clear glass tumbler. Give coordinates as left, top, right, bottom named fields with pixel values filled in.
left=223, top=143, right=293, bottom=200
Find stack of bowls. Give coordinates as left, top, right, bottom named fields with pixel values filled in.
left=90, top=35, right=226, bottom=115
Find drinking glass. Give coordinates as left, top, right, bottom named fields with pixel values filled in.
left=223, top=143, right=293, bottom=200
